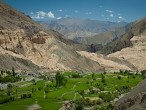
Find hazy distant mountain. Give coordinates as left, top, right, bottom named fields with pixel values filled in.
left=39, top=18, right=127, bottom=43
left=76, top=24, right=131, bottom=45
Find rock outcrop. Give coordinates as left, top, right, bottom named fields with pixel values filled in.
left=114, top=79, right=146, bottom=110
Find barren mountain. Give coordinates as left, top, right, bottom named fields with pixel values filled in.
left=104, top=18, right=146, bottom=71
left=0, top=1, right=104, bottom=72
left=102, top=18, right=146, bottom=55
left=78, top=24, right=131, bottom=45
left=39, top=18, right=127, bottom=44
left=77, top=51, right=137, bottom=72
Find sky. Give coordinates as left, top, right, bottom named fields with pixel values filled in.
left=4, top=0, right=146, bottom=22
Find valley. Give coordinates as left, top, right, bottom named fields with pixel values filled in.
left=0, top=71, right=144, bottom=110
left=0, top=0, right=146, bottom=110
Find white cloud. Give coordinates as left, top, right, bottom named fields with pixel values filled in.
left=58, top=9, right=63, bottom=12
left=31, top=11, right=55, bottom=19
left=74, top=10, right=79, bottom=13
left=110, top=14, right=114, bottom=17
left=47, top=11, right=55, bottom=18
left=118, top=16, right=123, bottom=19
left=31, top=11, right=46, bottom=19
left=57, top=17, right=62, bottom=20
left=106, top=10, right=113, bottom=13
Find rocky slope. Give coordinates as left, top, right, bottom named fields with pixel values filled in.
left=0, top=1, right=104, bottom=72
left=77, top=51, right=137, bottom=72
left=102, top=18, right=146, bottom=55
left=105, top=18, right=146, bottom=71
left=114, top=79, right=146, bottom=110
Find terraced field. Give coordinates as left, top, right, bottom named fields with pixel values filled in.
left=0, top=72, right=144, bottom=110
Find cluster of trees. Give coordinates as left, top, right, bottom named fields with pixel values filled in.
left=0, top=84, right=15, bottom=104
left=0, top=95, right=14, bottom=104
left=72, top=73, right=82, bottom=78
left=98, top=92, right=114, bottom=102
left=55, top=72, right=67, bottom=87
left=0, top=68, right=21, bottom=83
left=115, top=85, right=130, bottom=93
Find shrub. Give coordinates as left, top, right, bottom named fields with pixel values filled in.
left=0, top=96, right=11, bottom=104
left=99, top=92, right=113, bottom=102
left=117, top=76, right=122, bottom=80
left=38, top=87, right=42, bottom=90
left=21, top=93, right=32, bottom=99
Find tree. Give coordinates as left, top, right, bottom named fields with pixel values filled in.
left=78, top=90, right=85, bottom=98
left=117, top=75, right=122, bottom=80
left=55, top=71, right=60, bottom=87
left=7, top=84, right=13, bottom=96
left=44, top=86, right=49, bottom=94
left=101, top=74, right=106, bottom=83
left=12, top=67, right=16, bottom=76
left=92, top=73, right=95, bottom=78
left=55, top=71, right=66, bottom=87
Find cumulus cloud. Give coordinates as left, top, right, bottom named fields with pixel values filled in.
left=31, top=11, right=55, bottom=19
left=31, top=11, right=46, bottom=19
left=106, top=10, right=113, bottom=13
left=47, top=11, right=55, bottom=18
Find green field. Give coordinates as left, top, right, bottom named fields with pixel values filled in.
left=0, top=72, right=144, bottom=110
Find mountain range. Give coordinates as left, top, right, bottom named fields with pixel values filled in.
left=1, top=1, right=146, bottom=73
left=39, top=18, right=127, bottom=45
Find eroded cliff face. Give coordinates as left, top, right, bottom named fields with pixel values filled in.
left=108, top=34, right=146, bottom=71
left=77, top=51, right=137, bottom=72
left=0, top=29, right=103, bottom=72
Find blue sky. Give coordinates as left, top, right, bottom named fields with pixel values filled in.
left=4, top=0, right=146, bottom=22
